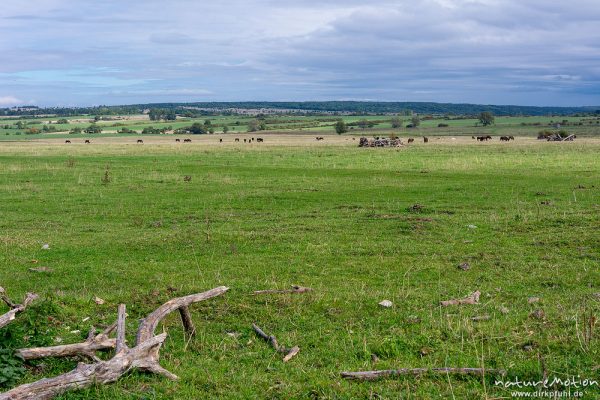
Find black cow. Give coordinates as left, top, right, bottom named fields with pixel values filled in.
left=256, top=138, right=264, bottom=142
left=65, top=140, right=71, bottom=144
left=423, top=137, right=429, bottom=143
left=137, top=139, right=144, bottom=143
left=85, top=140, right=90, bottom=144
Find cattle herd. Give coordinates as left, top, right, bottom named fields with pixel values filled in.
left=60, top=134, right=546, bottom=146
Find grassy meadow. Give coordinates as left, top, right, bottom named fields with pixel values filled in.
left=0, top=137, right=599, bottom=398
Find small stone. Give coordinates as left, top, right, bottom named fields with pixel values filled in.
left=528, top=297, right=540, bottom=304
left=371, top=354, right=379, bottom=363
left=499, top=306, right=509, bottom=314
left=41, top=244, right=50, bottom=250
left=458, top=262, right=470, bottom=271
left=378, top=300, right=393, bottom=308
left=467, top=224, right=477, bottom=229
left=93, top=296, right=105, bottom=305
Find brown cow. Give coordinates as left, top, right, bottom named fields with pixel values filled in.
left=407, top=138, right=414, bottom=143
left=423, top=137, right=429, bottom=143
left=175, top=138, right=180, bottom=142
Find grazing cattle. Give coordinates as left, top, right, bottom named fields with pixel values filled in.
left=407, top=138, right=414, bottom=143
left=477, top=135, right=492, bottom=141
left=509, top=135, right=514, bottom=140
left=184, top=138, right=192, bottom=143
left=84, top=140, right=90, bottom=144
left=251, top=138, right=255, bottom=141
left=235, top=138, right=239, bottom=142
left=175, top=138, right=180, bottom=142
left=137, top=139, right=143, bottom=143
left=256, top=138, right=264, bottom=142
left=316, top=136, right=324, bottom=141
left=423, top=137, right=429, bottom=143
left=472, top=136, right=476, bottom=139
left=65, top=140, right=71, bottom=144
left=219, top=138, right=223, bottom=142
left=500, top=136, right=509, bottom=141
left=244, top=139, right=247, bottom=143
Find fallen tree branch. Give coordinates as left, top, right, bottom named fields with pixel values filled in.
left=440, top=290, right=481, bottom=306
left=252, top=323, right=300, bottom=362
left=341, top=367, right=507, bottom=381
left=16, top=323, right=117, bottom=362
left=0, top=287, right=38, bottom=329
left=1, top=286, right=229, bottom=400
left=253, top=285, right=313, bottom=295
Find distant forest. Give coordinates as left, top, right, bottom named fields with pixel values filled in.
left=2, top=101, right=599, bottom=117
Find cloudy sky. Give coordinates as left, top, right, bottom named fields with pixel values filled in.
left=1, top=0, right=599, bottom=107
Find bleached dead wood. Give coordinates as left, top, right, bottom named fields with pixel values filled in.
left=16, top=323, right=117, bottom=362
left=341, top=367, right=507, bottom=381
left=0, top=287, right=38, bottom=329
left=0, top=286, right=229, bottom=400
left=252, top=323, right=300, bottom=362
left=440, top=290, right=481, bottom=306
left=253, top=285, right=312, bottom=295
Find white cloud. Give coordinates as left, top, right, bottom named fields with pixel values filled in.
left=0, top=0, right=599, bottom=105
left=0, top=96, right=24, bottom=106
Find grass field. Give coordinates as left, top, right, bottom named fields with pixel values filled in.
left=1, top=137, right=599, bottom=398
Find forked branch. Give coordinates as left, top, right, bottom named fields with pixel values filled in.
left=0, top=286, right=229, bottom=400
left=0, top=287, right=38, bottom=329
left=252, top=323, right=300, bottom=362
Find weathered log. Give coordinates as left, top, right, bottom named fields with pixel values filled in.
left=1, top=286, right=229, bottom=400
left=252, top=323, right=299, bottom=362
left=0, top=287, right=38, bottom=329
left=136, top=286, right=229, bottom=343
left=115, top=304, right=127, bottom=353
left=16, top=323, right=117, bottom=361
left=178, top=306, right=196, bottom=337
left=341, top=367, right=507, bottom=381
left=440, top=290, right=481, bottom=306
left=253, top=285, right=312, bottom=295
left=0, top=334, right=169, bottom=400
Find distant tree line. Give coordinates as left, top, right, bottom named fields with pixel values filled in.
left=2, top=102, right=598, bottom=118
